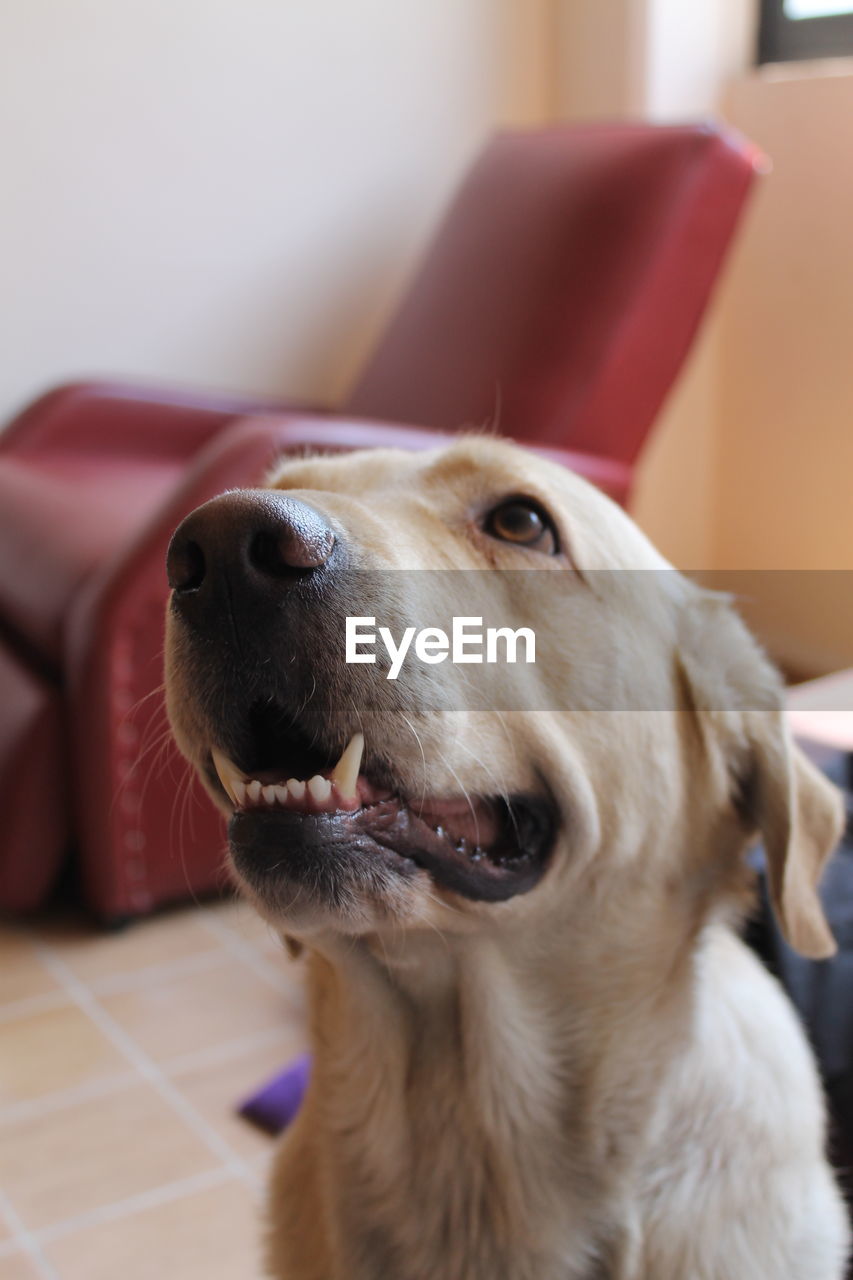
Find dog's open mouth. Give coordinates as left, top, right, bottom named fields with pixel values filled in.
left=208, top=727, right=555, bottom=905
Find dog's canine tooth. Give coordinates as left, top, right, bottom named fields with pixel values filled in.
left=287, top=778, right=306, bottom=801
left=309, top=775, right=332, bottom=803
left=211, top=747, right=244, bottom=804
left=331, top=733, right=364, bottom=799
left=233, top=780, right=247, bottom=806
left=247, top=780, right=262, bottom=803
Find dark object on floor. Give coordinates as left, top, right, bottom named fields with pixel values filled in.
left=239, top=1052, right=311, bottom=1136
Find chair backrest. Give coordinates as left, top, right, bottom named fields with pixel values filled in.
left=346, top=122, right=762, bottom=467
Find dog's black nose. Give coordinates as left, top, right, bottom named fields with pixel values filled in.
left=167, top=490, right=336, bottom=599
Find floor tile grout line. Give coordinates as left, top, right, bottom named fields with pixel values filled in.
left=0, top=1068, right=142, bottom=1130
left=163, top=1023, right=300, bottom=1078
left=0, top=940, right=231, bottom=1020
left=84, top=946, right=228, bottom=997
left=0, top=989, right=73, bottom=1026
left=200, top=900, right=282, bottom=947
left=0, top=1027, right=302, bottom=1131
left=27, top=936, right=261, bottom=1193
left=34, top=1166, right=244, bottom=1248
left=0, top=1189, right=61, bottom=1280
left=199, top=910, right=298, bottom=995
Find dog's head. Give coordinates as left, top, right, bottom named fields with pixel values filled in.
left=165, top=438, right=841, bottom=960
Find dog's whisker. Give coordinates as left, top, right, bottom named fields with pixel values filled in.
left=491, top=709, right=522, bottom=773
left=124, top=721, right=182, bottom=781
left=452, top=737, right=519, bottom=844
left=123, top=679, right=168, bottom=719
left=416, top=734, right=481, bottom=849
left=400, top=714, right=428, bottom=815
left=176, top=768, right=202, bottom=887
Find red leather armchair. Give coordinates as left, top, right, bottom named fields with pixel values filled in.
left=0, top=122, right=762, bottom=920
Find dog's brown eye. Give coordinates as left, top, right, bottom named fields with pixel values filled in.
left=484, top=499, right=558, bottom=554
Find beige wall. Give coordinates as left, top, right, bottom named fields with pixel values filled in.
left=555, top=0, right=755, bottom=124
left=716, top=64, right=853, bottom=671
left=0, top=0, right=554, bottom=423
left=556, top=1, right=853, bottom=674
left=556, top=0, right=648, bottom=121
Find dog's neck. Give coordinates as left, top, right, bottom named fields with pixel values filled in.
left=295, top=918, right=698, bottom=1280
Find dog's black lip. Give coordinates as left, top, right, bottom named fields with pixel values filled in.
left=228, top=794, right=556, bottom=904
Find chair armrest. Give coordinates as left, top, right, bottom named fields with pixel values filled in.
left=1, top=380, right=330, bottom=464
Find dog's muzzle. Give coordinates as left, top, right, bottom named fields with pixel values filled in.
left=166, top=489, right=556, bottom=918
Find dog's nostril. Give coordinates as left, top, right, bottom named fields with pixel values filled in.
left=166, top=491, right=336, bottom=603
left=248, top=521, right=335, bottom=576
left=168, top=538, right=206, bottom=593
left=250, top=530, right=290, bottom=577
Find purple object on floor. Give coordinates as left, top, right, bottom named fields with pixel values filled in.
left=239, top=1053, right=311, bottom=1136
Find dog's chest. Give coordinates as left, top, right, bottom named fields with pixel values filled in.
left=333, top=1055, right=604, bottom=1280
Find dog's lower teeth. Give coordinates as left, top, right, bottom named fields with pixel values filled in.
left=308, top=775, right=332, bottom=803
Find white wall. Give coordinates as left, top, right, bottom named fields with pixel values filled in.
left=715, top=64, right=853, bottom=671
left=0, top=0, right=553, bottom=422
left=643, top=0, right=755, bottom=122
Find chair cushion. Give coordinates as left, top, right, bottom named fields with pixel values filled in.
left=0, top=454, right=183, bottom=664
left=0, top=642, right=67, bottom=911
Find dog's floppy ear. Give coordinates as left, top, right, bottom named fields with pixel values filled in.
left=739, top=709, right=841, bottom=959
left=678, top=588, right=843, bottom=960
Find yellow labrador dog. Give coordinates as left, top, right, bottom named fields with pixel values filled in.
left=165, top=438, right=849, bottom=1280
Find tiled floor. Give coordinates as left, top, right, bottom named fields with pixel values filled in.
left=0, top=897, right=308, bottom=1279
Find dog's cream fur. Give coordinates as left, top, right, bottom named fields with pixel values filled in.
left=167, top=438, right=850, bottom=1279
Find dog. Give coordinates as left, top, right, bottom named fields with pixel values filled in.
left=165, top=436, right=850, bottom=1279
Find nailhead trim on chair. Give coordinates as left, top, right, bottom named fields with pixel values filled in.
left=110, top=620, right=153, bottom=914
